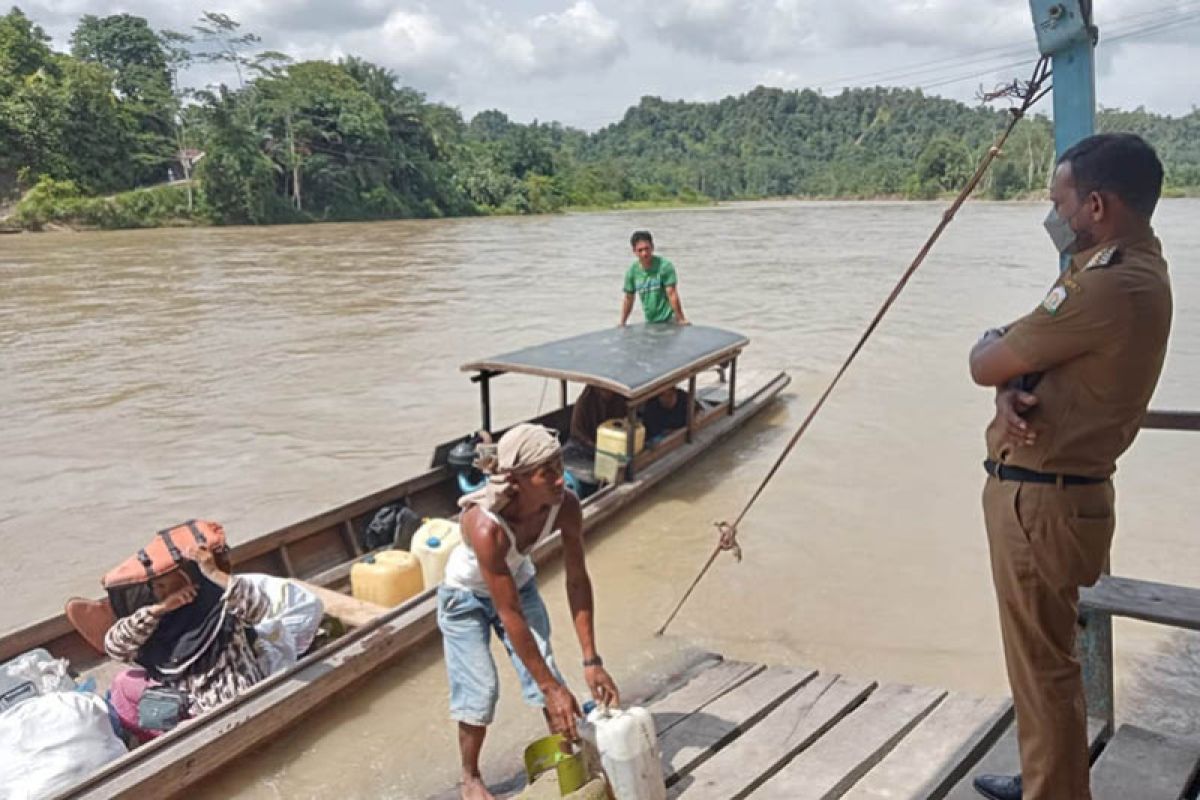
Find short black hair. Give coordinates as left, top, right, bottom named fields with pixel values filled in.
left=630, top=230, right=653, bottom=248
left=1057, top=133, right=1164, bottom=218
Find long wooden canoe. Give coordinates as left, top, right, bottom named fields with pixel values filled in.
left=0, top=325, right=789, bottom=799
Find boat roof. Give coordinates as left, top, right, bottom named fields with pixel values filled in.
left=461, top=324, right=749, bottom=401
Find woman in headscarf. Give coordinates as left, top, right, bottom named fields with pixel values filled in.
left=104, top=545, right=271, bottom=731
left=438, top=423, right=620, bottom=800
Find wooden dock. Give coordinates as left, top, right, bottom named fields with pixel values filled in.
left=588, top=654, right=1200, bottom=800
left=509, top=411, right=1200, bottom=800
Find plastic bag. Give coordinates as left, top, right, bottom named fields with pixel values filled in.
left=241, top=574, right=324, bottom=675
left=2, top=648, right=75, bottom=695
left=0, top=692, right=127, bottom=800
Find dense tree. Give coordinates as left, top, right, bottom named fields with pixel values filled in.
left=70, top=14, right=175, bottom=186
left=70, top=14, right=169, bottom=100
left=3, top=5, right=1197, bottom=227
left=254, top=60, right=390, bottom=217
left=0, top=6, right=52, bottom=86
left=193, top=86, right=280, bottom=224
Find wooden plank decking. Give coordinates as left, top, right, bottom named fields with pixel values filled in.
left=623, top=656, right=1200, bottom=800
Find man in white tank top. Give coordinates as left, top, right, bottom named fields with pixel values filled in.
left=437, top=423, right=620, bottom=800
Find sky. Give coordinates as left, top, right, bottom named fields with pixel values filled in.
left=18, top=0, right=1200, bottom=130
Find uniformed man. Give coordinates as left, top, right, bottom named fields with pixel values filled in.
left=968, top=133, right=1172, bottom=800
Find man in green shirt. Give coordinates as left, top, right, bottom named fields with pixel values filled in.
left=620, top=230, right=688, bottom=326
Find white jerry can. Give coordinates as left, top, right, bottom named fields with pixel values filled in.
left=580, top=703, right=666, bottom=800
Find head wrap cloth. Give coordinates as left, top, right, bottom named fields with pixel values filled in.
left=458, top=423, right=562, bottom=513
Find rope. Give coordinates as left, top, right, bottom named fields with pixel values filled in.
left=655, top=56, right=1053, bottom=637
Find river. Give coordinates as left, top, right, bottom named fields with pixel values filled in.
left=2, top=200, right=1198, bottom=798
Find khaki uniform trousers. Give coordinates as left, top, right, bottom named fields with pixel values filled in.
left=982, top=476, right=1115, bottom=800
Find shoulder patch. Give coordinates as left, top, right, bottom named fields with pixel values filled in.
left=1041, top=285, right=1069, bottom=315
left=1085, top=245, right=1119, bottom=270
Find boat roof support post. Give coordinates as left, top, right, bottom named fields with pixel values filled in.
left=560, top=380, right=568, bottom=410
left=624, top=403, right=638, bottom=482
left=686, top=374, right=697, bottom=443
left=1028, top=0, right=1096, bottom=271
left=471, top=370, right=497, bottom=433
left=728, top=356, right=738, bottom=416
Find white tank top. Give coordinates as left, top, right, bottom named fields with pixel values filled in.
left=443, top=503, right=562, bottom=595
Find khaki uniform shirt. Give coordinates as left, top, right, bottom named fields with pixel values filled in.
left=987, top=233, right=1172, bottom=477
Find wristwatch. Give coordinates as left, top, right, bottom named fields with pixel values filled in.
left=979, top=325, right=1008, bottom=343
left=582, top=655, right=604, bottom=668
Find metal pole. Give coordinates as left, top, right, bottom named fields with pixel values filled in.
left=1029, top=0, right=1096, bottom=271
left=480, top=374, right=491, bottom=433
left=1048, top=3, right=1096, bottom=158
left=560, top=380, right=568, bottom=410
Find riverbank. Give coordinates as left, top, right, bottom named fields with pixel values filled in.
left=5, top=181, right=1197, bottom=233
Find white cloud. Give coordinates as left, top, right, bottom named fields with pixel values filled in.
left=650, top=0, right=812, bottom=63
left=378, top=9, right=460, bottom=66
left=237, top=0, right=394, bottom=33
left=757, top=67, right=805, bottom=89
left=481, top=1, right=626, bottom=78
left=813, top=0, right=1029, bottom=50
left=331, top=7, right=462, bottom=91
left=651, top=0, right=1034, bottom=63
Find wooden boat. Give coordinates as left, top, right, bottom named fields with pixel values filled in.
left=0, top=323, right=788, bottom=800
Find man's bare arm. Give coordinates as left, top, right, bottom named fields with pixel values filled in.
left=620, top=293, right=634, bottom=326
left=665, top=285, right=688, bottom=324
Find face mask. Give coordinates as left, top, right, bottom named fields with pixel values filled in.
left=1043, top=206, right=1077, bottom=254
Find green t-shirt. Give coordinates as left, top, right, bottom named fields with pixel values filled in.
left=623, top=256, right=678, bottom=323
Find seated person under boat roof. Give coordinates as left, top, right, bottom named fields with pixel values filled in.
left=568, top=384, right=628, bottom=452
left=437, top=423, right=619, bottom=800
left=104, top=546, right=271, bottom=725
left=643, top=385, right=691, bottom=440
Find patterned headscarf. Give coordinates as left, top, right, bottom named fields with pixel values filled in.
left=458, top=423, right=562, bottom=513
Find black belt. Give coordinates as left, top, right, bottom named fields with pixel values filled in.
left=984, top=459, right=1106, bottom=486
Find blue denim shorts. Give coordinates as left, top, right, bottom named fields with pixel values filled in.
left=437, top=580, right=564, bottom=726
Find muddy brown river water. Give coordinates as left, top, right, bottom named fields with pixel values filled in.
left=2, top=200, right=1198, bottom=798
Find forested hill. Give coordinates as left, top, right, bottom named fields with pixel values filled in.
left=2, top=7, right=1196, bottom=230
left=582, top=88, right=1200, bottom=199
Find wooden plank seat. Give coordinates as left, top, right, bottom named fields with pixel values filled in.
left=295, top=581, right=388, bottom=629
left=1080, top=575, right=1200, bottom=632
left=1090, top=724, right=1200, bottom=800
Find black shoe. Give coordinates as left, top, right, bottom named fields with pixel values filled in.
left=973, top=774, right=1022, bottom=800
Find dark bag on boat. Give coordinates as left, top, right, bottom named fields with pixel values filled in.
left=137, top=685, right=188, bottom=731
left=102, top=520, right=231, bottom=618
left=362, top=504, right=423, bottom=551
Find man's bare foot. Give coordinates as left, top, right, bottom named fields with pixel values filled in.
left=459, top=776, right=495, bottom=800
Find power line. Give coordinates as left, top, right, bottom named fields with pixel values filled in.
left=912, top=8, right=1200, bottom=93
left=809, top=1, right=1200, bottom=93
